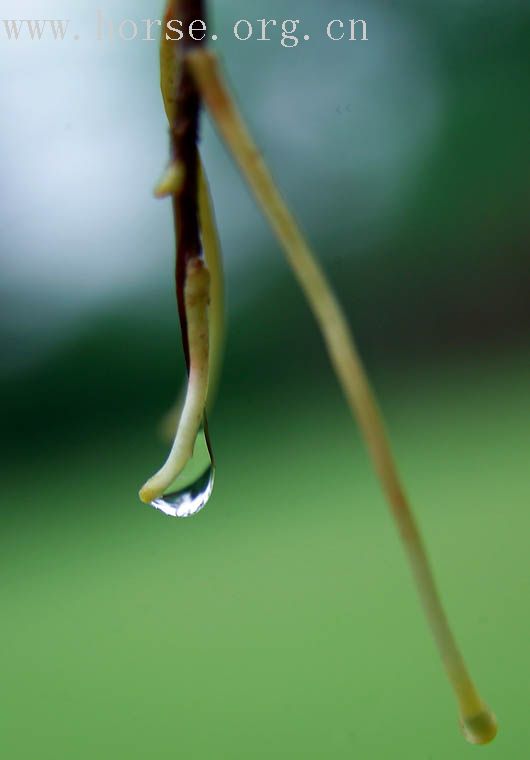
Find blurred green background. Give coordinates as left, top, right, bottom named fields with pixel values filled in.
left=1, top=1, right=529, bottom=758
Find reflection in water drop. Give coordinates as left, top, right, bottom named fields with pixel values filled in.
left=150, top=466, right=214, bottom=518
left=147, top=427, right=215, bottom=518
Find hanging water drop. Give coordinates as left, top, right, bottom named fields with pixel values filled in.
left=146, top=427, right=214, bottom=518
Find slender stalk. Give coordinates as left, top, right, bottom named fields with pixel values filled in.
left=140, top=259, right=210, bottom=503
left=140, top=0, right=211, bottom=501
left=188, top=49, right=496, bottom=744
left=157, top=0, right=224, bottom=440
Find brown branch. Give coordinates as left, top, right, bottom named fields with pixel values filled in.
left=168, top=0, right=207, bottom=365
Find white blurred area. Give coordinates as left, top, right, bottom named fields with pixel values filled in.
left=0, top=0, right=443, bottom=374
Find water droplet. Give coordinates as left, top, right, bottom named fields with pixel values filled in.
left=150, top=466, right=214, bottom=518
left=148, top=427, right=214, bottom=518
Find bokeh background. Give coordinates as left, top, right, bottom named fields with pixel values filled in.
left=1, top=1, right=529, bottom=758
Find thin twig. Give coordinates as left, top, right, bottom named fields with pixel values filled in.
left=139, top=0, right=212, bottom=502
left=188, top=49, right=496, bottom=745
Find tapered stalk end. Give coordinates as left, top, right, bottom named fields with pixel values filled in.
left=460, top=707, right=497, bottom=745
left=139, top=483, right=158, bottom=504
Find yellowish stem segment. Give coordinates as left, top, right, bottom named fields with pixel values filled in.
left=188, top=49, right=496, bottom=745
left=198, top=163, right=225, bottom=410
left=158, top=4, right=224, bottom=438
left=139, top=258, right=210, bottom=503
left=154, top=161, right=184, bottom=198
left=158, top=159, right=224, bottom=440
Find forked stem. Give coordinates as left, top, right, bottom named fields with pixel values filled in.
left=188, top=49, right=496, bottom=744
left=157, top=0, right=224, bottom=443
